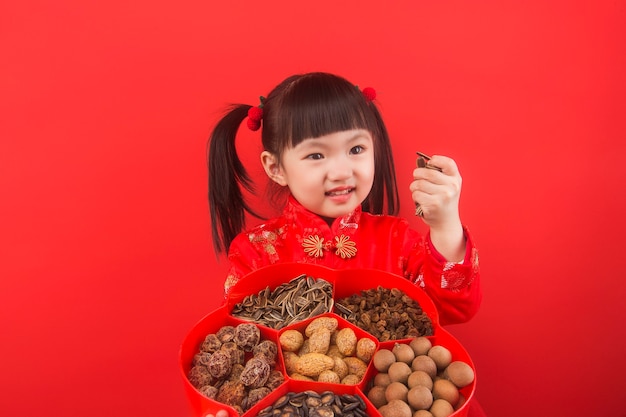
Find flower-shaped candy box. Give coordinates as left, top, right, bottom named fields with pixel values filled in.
left=179, top=263, right=476, bottom=417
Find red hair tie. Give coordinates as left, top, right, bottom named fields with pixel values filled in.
left=361, top=87, right=376, bottom=101
left=247, top=96, right=265, bottom=131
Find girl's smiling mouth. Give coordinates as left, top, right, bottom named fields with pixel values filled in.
left=325, top=187, right=354, bottom=197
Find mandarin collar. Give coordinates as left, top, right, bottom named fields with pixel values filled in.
left=284, top=195, right=361, bottom=234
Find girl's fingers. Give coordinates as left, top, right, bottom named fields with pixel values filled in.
left=204, top=411, right=229, bottom=417
left=428, top=155, right=460, bottom=176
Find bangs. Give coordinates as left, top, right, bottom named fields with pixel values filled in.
left=269, top=73, right=378, bottom=147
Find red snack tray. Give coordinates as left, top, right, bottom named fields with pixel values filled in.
left=179, top=263, right=475, bottom=417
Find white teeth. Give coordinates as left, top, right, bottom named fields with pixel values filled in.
left=327, top=189, right=352, bottom=196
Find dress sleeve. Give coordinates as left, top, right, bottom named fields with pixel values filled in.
left=224, top=232, right=264, bottom=296
left=404, top=226, right=481, bottom=326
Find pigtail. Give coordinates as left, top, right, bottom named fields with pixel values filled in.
left=208, top=104, right=262, bottom=254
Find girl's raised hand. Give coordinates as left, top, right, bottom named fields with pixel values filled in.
left=410, top=154, right=465, bottom=261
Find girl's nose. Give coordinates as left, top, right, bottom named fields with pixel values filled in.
left=327, top=158, right=352, bottom=181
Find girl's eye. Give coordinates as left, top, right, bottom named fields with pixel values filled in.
left=306, top=153, right=323, bottom=160
left=350, top=145, right=364, bottom=154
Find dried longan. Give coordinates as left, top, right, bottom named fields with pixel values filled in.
left=409, top=337, right=432, bottom=356
left=429, top=398, right=454, bottom=417
left=392, top=343, right=415, bottom=364
left=407, top=385, right=433, bottom=411
left=373, top=349, right=396, bottom=372
left=368, top=385, right=388, bottom=408
left=407, top=370, right=433, bottom=390
left=385, top=381, right=409, bottom=402
left=432, top=379, right=459, bottom=406
left=388, top=361, right=412, bottom=384
left=412, top=355, right=437, bottom=378
left=380, top=399, right=412, bottom=417
left=428, top=345, right=452, bottom=371
left=444, top=360, right=475, bottom=388
left=374, top=372, right=392, bottom=387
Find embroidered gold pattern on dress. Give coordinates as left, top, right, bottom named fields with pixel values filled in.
left=302, top=234, right=357, bottom=259
left=334, top=234, right=357, bottom=259
left=302, top=235, right=325, bottom=258
left=249, top=230, right=280, bottom=256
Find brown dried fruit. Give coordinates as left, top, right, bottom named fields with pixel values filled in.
left=335, top=327, right=357, bottom=356
left=356, top=337, right=377, bottom=362
left=341, top=374, right=361, bottom=385
left=229, top=363, right=245, bottom=381
left=192, top=351, right=212, bottom=366
left=198, top=385, right=219, bottom=400
left=335, top=286, right=433, bottom=341
left=317, top=369, right=341, bottom=383
left=282, top=351, right=300, bottom=374
left=264, top=369, right=285, bottom=390
left=279, top=329, right=304, bottom=352
left=247, top=386, right=271, bottom=409
left=342, top=356, right=368, bottom=379
left=308, top=329, right=332, bottom=354
left=207, top=350, right=233, bottom=379
left=305, top=316, right=339, bottom=337
left=187, top=365, right=212, bottom=388
left=234, top=323, right=261, bottom=352
left=216, top=325, right=236, bottom=343
left=295, top=352, right=334, bottom=377
left=200, top=334, right=222, bottom=353
left=253, top=340, right=278, bottom=365
left=332, top=356, right=349, bottom=379
left=240, top=357, right=271, bottom=388
left=216, top=380, right=246, bottom=407
left=221, top=341, right=245, bottom=365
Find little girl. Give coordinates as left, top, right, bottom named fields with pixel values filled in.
left=206, top=72, right=483, bottom=416
left=209, top=71, right=480, bottom=325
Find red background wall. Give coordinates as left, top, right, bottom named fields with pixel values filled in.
left=1, top=1, right=625, bottom=416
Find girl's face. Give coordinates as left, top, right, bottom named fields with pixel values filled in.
left=262, top=129, right=375, bottom=220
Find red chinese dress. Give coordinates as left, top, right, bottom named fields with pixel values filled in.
left=226, top=195, right=481, bottom=325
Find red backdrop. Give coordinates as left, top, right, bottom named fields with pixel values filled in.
left=1, top=1, right=625, bottom=416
